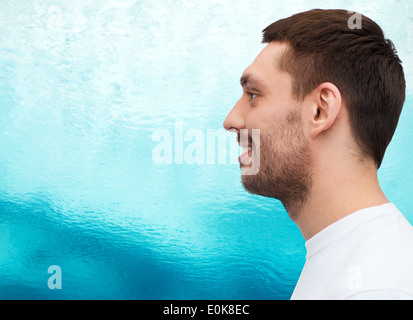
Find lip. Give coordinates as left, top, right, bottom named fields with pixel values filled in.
left=238, top=144, right=252, bottom=166
left=238, top=140, right=250, bottom=147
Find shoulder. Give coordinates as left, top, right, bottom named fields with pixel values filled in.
left=346, top=205, right=413, bottom=295
left=345, top=289, right=413, bottom=300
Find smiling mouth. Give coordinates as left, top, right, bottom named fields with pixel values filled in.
left=237, top=129, right=255, bottom=167
left=238, top=144, right=253, bottom=167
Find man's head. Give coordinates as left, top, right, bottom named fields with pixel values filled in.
left=223, top=9, right=405, bottom=213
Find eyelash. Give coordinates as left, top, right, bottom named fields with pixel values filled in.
left=248, top=92, right=258, bottom=101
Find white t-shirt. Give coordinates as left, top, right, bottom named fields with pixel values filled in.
left=291, top=203, right=413, bottom=300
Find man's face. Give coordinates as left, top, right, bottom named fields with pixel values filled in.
left=223, top=42, right=312, bottom=213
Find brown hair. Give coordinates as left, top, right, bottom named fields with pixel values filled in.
left=262, top=9, right=406, bottom=169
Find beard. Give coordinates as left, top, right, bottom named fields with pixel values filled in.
left=241, top=109, right=312, bottom=218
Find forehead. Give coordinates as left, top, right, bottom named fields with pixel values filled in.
left=242, top=41, right=290, bottom=89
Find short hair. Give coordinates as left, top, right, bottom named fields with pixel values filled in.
left=262, top=9, right=406, bottom=169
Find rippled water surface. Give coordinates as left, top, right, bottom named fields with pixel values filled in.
left=0, top=0, right=412, bottom=299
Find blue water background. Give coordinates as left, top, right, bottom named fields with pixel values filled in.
left=0, top=0, right=412, bottom=299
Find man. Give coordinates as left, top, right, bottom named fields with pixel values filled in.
left=223, top=9, right=413, bottom=299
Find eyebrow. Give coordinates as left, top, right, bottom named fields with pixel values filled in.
left=240, top=73, right=265, bottom=89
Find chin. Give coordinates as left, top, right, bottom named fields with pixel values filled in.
left=241, top=173, right=272, bottom=198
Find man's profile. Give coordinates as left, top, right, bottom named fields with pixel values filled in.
left=223, top=9, right=413, bottom=300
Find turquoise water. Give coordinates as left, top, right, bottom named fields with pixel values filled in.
left=0, top=1, right=412, bottom=299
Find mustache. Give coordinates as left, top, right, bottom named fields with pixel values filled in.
left=237, top=130, right=252, bottom=145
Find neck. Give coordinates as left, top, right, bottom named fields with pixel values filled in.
left=288, top=157, right=388, bottom=241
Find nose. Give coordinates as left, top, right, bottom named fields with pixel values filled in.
left=223, top=98, right=246, bottom=132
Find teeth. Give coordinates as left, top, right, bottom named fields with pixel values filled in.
left=242, top=146, right=252, bottom=154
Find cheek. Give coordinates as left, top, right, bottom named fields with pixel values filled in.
left=244, top=105, right=280, bottom=131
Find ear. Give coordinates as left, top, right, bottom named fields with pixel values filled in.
left=309, top=82, right=342, bottom=140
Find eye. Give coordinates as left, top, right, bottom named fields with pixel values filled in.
left=248, top=93, right=258, bottom=100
